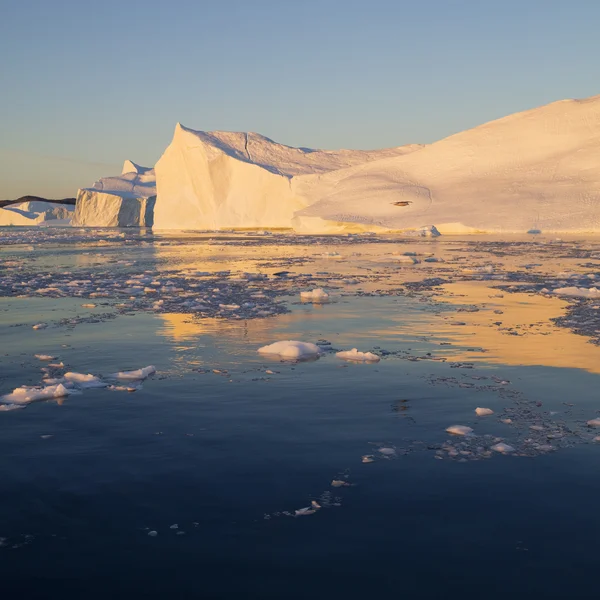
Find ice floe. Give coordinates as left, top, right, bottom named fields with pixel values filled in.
left=475, top=407, right=494, bottom=416
left=111, top=366, right=156, bottom=380
left=446, top=425, right=474, bottom=436
left=300, top=288, right=329, bottom=302
left=1, top=383, right=73, bottom=404
left=336, top=348, right=380, bottom=362
left=257, top=341, right=322, bottom=360
left=491, top=442, right=516, bottom=453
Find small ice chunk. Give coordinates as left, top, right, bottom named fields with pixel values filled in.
left=331, top=480, right=350, bottom=488
left=1, top=383, right=72, bottom=404
left=32, top=323, right=48, bottom=330
left=362, top=455, right=375, bottom=463
left=147, top=530, right=158, bottom=537
left=300, top=288, right=329, bottom=301
left=63, top=372, right=106, bottom=388
left=169, top=524, right=178, bottom=529
left=257, top=341, right=322, bottom=360
left=587, top=418, right=600, bottom=427
left=112, top=366, right=156, bottom=380
left=491, top=443, right=516, bottom=453
left=336, top=348, right=380, bottom=363
left=475, top=407, right=494, bottom=416
left=593, top=436, right=600, bottom=443
left=294, top=507, right=316, bottom=516
left=35, top=354, right=56, bottom=361
left=378, top=447, right=396, bottom=456
left=446, top=425, right=474, bottom=436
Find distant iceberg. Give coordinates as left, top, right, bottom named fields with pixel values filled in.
left=72, top=160, right=156, bottom=227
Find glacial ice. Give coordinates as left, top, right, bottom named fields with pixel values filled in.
left=72, top=160, right=156, bottom=227
left=491, top=443, right=516, bottom=453
left=336, top=348, right=380, bottom=362
left=111, top=366, right=156, bottom=380
left=257, top=341, right=322, bottom=360
left=300, top=288, right=329, bottom=301
left=446, top=425, right=474, bottom=436
left=475, top=407, right=494, bottom=416
left=1, top=383, right=72, bottom=404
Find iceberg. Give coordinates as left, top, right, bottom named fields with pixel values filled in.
left=336, top=348, right=380, bottom=362
left=153, top=125, right=421, bottom=230
left=152, top=93, right=600, bottom=233
left=72, top=160, right=156, bottom=227
left=0, top=198, right=74, bottom=227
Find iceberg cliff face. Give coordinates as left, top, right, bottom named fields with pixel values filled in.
left=72, top=161, right=156, bottom=227
left=153, top=125, right=421, bottom=230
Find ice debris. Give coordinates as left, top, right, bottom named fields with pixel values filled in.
left=475, top=407, right=494, bottom=416
left=446, top=425, right=474, bottom=436
left=491, top=443, right=516, bottom=453
left=111, top=366, right=156, bottom=380
left=257, top=341, right=322, bottom=360
left=1, top=383, right=72, bottom=404
left=336, top=348, right=380, bottom=362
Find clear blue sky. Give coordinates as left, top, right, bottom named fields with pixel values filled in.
left=1, top=0, right=599, bottom=197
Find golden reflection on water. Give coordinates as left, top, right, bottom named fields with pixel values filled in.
left=426, top=282, right=600, bottom=374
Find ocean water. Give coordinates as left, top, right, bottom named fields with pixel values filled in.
left=1, top=230, right=600, bottom=598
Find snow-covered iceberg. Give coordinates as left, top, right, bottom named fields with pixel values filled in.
left=72, top=160, right=156, bottom=227
left=153, top=125, right=421, bottom=230
left=296, top=94, right=600, bottom=233
left=0, top=199, right=73, bottom=227
left=152, top=94, right=600, bottom=233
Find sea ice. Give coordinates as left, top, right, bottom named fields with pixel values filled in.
left=1, top=383, right=72, bottom=404
left=257, top=341, right=322, bottom=360
left=475, top=407, right=494, bottom=416
left=336, top=348, right=380, bottom=362
left=32, top=323, right=48, bottom=330
left=63, top=372, right=107, bottom=388
left=553, top=287, right=600, bottom=298
left=587, top=418, right=600, bottom=427
left=300, top=288, right=329, bottom=301
left=34, top=354, right=56, bottom=361
left=446, top=425, right=474, bottom=436
left=491, top=443, right=516, bottom=453
left=111, top=366, right=156, bottom=380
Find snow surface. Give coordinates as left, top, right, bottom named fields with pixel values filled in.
left=336, top=348, right=380, bottom=362
left=257, top=341, right=322, bottom=360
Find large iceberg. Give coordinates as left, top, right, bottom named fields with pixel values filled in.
left=152, top=94, right=600, bottom=233
left=153, top=125, right=421, bottom=230
left=72, top=161, right=156, bottom=227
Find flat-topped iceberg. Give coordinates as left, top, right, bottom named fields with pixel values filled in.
left=336, top=348, right=380, bottom=362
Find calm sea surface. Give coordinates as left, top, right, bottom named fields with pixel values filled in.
left=1, top=230, right=599, bottom=598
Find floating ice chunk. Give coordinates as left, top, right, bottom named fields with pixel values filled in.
left=362, top=455, right=375, bottom=463
left=331, top=480, right=350, bottom=488
left=112, top=366, right=156, bottom=380
left=446, top=425, right=474, bottom=436
left=553, top=286, right=600, bottom=298
left=32, top=323, right=48, bottom=330
left=35, top=354, right=56, bottom=361
left=257, top=341, right=322, bottom=360
left=311, top=500, right=321, bottom=509
left=1, top=383, right=72, bottom=404
left=475, top=407, right=494, bottom=416
left=594, top=436, right=600, bottom=443
left=63, top=372, right=106, bottom=388
left=491, top=443, right=515, bottom=453
left=378, top=447, right=396, bottom=456
left=81, top=303, right=96, bottom=308
left=147, top=531, right=158, bottom=537
left=169, top=524, right=178, bottom=529
left=295, top=507, right=316, bottom=516
left=0, top=404, right=25, bottom=412
left=300, top=288, right=329, bottom=301
left=336, top=348, right=380, bottom=362
left=587, top=418, right=600, bottom=427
